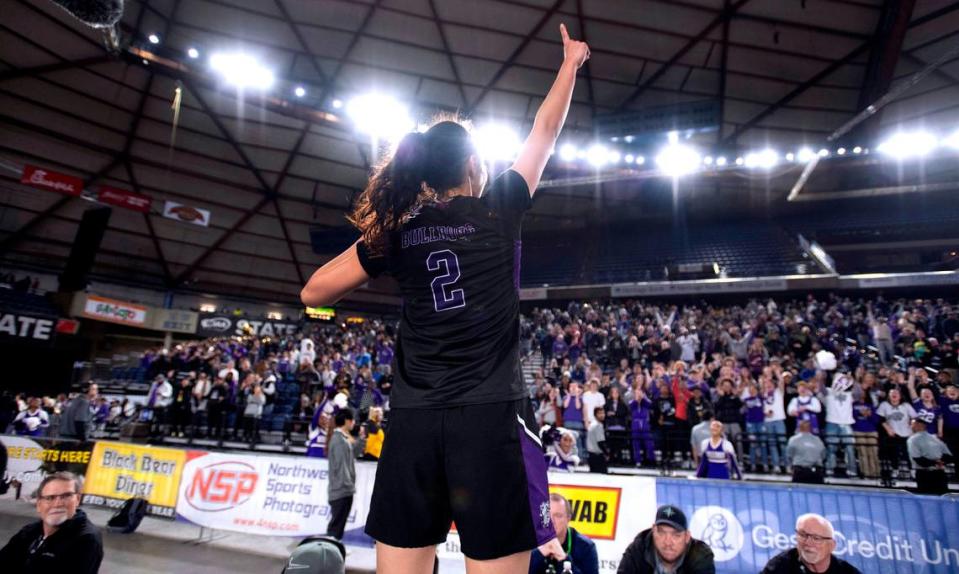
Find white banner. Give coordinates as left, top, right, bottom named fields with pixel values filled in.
left=438, top=472, right=657, bottom=573
left=163, top=201, right=210, bottom=226
left=175, top=451, right=377, bottom=539
left=612, top=278, right=787, bottom=298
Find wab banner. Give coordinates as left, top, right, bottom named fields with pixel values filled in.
left=1, top=435, right=93, bottom=500
left=437, top=472, right=657, bottom=572
left=176, top=451, right=376, bottom=541
left=82, top=442, right=186, bottom=518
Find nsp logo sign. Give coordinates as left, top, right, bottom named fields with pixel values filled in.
left=184, top=460, right=258, bottom=512
left=549, top=484, right=621, bottom=540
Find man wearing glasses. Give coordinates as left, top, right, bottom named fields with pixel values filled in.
left=0, top=471, right=103, bottom=573
left=760, top=514, right=860, bottom=573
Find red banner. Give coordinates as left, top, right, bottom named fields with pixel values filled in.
left=98, top=186, right=152, bottom=213
left=20, top=165, right=83, bottom=196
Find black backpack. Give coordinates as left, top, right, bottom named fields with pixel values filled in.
left=107, top=497, right=148, bottom=533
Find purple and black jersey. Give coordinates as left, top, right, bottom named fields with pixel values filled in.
left=356, top=170, right=532, bottom=408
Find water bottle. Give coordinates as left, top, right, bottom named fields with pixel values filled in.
left=562, top=560, right=573, bottom=573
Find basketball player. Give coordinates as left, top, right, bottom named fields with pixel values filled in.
left=301, top=23, right=590, bottom=574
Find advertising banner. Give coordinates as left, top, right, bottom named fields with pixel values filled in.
left=97, top=186, right=152, bottom=213
left=148, top=308, right=199, bottom=334
left=657, top=478, right=959, bottom=574
left=20, top=164, right=83, bottom=196
left=82, top=442, right=186, bottom=518
left=163, top=200, right=210, bottom=226
left=1, top=435, right=93, bottom=500
left=175, top=451, right=376, bottom=541
left=438, top=472, right=657, bottom=572
left=80, top=294, right=148, bottom=327
left=0, top=310, right=57, bottom=346
left=612, top=278, right=787, bottom=298
left=196, top=313, right=299, bottom=338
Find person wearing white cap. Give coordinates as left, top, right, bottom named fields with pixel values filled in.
left=907, top=413, right=953, bottom=495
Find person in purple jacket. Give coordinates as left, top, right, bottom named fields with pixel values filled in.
left=629, top=387, right=656, bottom=467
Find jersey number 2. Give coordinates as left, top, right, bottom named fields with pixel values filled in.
left=427, top=250, right=465, bottom=312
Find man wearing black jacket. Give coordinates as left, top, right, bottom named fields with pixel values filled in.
left=760, top=514, right=860, bottom=574
left=617, top=505, right=715, bottom=574
left=0, top=471, right=103, bottom=573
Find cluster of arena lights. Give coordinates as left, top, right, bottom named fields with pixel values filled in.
left=146, top=37, right=959, bottom=175
left=555, top=129, right=959, bottom=177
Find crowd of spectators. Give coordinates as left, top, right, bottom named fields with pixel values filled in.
left=2, top=293, right=956, bottom=488
left=527, top=294, right=958, bottom=484
left=1, top=320, right=396, bottom=459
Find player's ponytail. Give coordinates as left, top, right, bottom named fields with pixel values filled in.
left=349, top=120, right=475, bottom=254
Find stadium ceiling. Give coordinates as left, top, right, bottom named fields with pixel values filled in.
left=2, top=0, right=959, bottom=304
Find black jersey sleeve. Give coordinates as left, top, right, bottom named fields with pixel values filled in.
left=480, top=169, right=531, bottom=232
left=356, top=240, right=388, bottom=278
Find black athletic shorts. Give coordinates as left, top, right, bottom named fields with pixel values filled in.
left=364, top=399, right=555, bottom=560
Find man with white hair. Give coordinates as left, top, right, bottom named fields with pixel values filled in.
left=760, top=513, right=860, bottom=573
left=0, top=471, right=103, bottom=572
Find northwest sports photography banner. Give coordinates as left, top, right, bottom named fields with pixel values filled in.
left=1, top=435, right=93, bottom=500
left=82, top=441, right=186, bottom=518
left=175, top=450, right=376, bottom=541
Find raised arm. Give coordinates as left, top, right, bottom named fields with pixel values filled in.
left=511, top=23, right=589, bottom=195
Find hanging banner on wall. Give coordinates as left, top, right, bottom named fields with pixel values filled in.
left=163, top=201, right=210, bottom=226
left=0, top=310, right=57, bottom=346
left=1, top=435, right=93, bottom=501
left=438, top=472, right=656, bottom=571
left=20, top=164, right=83, bottom=196
left=80, top=294, right=148, bottom=327
left=82, top=441, right=186, bottom=519
left=97, top=186, right=152, bottom=213
left=196, top=313, right=299, bottom=338
left=657, top=479, right=959, bottom=574
left=148, top=308, right=198, bottom=334
left=175, top=451, right=376, bottom=540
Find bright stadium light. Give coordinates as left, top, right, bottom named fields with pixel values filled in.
left=943, top=130, right=959, bottom=150
left=785, top=153, right=795, bottom=162
left=148, top=33, right=160, bottom=44
left=294, top=86, right=306, bottom=98
left=744, top=149, right=779, bottom=169
left=655, top=142, right=701, bottom=177
left=559, top=143, right=578, bottom=162
left=332, top=98, right=343, bottom=109
left=853, top=146, right=863, bottom=154
left=877, top=131, right=937, bottom=158
left=635, top=155, right=645, bottom=165
left=818, top=148, right=829, bottom=157
left=474, top=123, right=522, bottom=161
left=797, top=147, right=816, bottom=163
left=715, top=156, right=727, bottom=166
left=837, top=147, right=847, bottom=155
left=735, top=157, right=744, bottom=166
left=586, top=144, right=610, bottom=167
left=624, top=154, right=635, bottom=164
left=607, top=149, right=621, bottom=164
left=346, top=93, right=414, bottom=140
left=703, top=156, right=714, bottom=165
left=210, top=52, right=275, bottom=90
left=187, top=47, right=200, bottom=59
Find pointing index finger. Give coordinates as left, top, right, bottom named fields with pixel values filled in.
left=560, top=23, right=570, bottom=43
